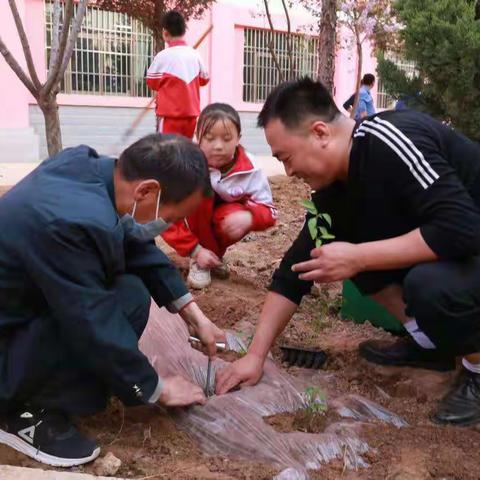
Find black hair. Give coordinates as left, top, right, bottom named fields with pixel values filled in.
left=161, top=10, right=186, bottom=37
left=118, top=134, right=210, bottom=204
left=361, top=73, right=375, bottom=86
left=196, top=102, right=242, bottom=142
left=258, top=77, right=340, bottom=129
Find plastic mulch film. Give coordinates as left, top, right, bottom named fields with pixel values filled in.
left=139, top=302, right=407, bottom=479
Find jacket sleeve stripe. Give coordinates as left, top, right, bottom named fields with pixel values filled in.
left=374, top=117, right=439, bottom=181
left=362, top=120, right=437, bottom=185
left=357, top=124, right=431, bottom=189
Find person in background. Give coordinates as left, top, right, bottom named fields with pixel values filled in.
left=146, top=10, right=209, bottom=139
left=343, top=74, right=377, bottom=119
left=354, top=73, right=376, bottom=119
left=162, top=103, right=277, bottom=289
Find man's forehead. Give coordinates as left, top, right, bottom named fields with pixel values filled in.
left=265, top=118, right=290, bottom=144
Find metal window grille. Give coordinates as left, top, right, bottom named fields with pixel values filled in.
left=243, top=28, right=319, bottom=103
left=45, top=1, right=154, bottom=97
left=377, top=55, right=418, bottom=109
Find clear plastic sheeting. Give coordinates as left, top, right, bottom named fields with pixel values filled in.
left=140, top=302, right=407, bottom=478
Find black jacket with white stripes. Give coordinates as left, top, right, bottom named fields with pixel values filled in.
left=270, top=109, right=480, bottom=305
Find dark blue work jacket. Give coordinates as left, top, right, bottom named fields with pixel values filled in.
left=0, top=146, right=191, bottom=407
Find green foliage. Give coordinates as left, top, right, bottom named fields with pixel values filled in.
left=379, top=0, right=480, bottom=141
left=304, top=386, right=328, bottom=414
left=301, top=200, right=335, bottom=248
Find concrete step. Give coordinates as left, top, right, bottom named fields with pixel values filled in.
left=0, top=465, right=123, bottom=480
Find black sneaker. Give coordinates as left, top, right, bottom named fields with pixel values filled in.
left=0, top=409, right=100, bottom=467
left=432, top=370, right=480, bottom=426
left=359, top=337, right=456, bottom=371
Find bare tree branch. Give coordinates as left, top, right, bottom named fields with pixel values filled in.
left=8, top=0, right=41, bottom=90
left=44, top=0, right=74, bottom=94
left=280, top=0, right=295, bottom=78
left=263, top=0, right=284, bottom=82
left=0, top=34, right=37, bottom=97
left=49, top=0, right=62, bottom=71
left=55, top=0, right=89, bottom=85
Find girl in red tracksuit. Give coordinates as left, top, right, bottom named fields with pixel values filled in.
left=162, top=103, right=277, bottom=289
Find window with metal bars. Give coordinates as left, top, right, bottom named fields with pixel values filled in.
left=243, top=28, right=319, bottom=103
left=45, top=1, right=154, bottom=97
left=377, top=55, right=418, bottom=109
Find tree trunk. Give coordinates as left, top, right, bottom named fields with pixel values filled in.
left=317, top=0, right=337, bottom=94
left=153, top=29, right=165, bottom=53
left=39, top=94, right=63, bottom=156
left=350, top=32, right=363, bottom=119
left=153, top=1, right=166, bottom=53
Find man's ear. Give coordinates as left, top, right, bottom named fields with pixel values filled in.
left=133, top=180, right=161, bottom=202
left=311, top=121, right=331, bottom=148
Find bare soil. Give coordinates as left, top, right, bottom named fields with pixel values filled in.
left=265, top=408, right=340, bottom=434
left=1, top=177, right=480, bottom=479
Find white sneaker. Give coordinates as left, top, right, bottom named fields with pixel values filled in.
left=187, top=259, right=211, bottom=289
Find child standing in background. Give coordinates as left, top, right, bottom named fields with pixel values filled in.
left=146, top=10, right=209, bottom=139
left=162, top=103, right=277, bottom=289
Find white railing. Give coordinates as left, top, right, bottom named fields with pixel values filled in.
left=243, top=27, right=319, bottom=103
left=45, top=1, right=154, bottom=97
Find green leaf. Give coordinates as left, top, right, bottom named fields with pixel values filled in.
left=315, top=238, right=323, bottom=248
left=308, top=217, right=318, bottom=240
left=301, top=200, right=317, bottom=215
left=321, top=233, right=336, bottom=240
left=319, top=226, right=335, bottom=240
left=320, top=213, right=332, bottom=227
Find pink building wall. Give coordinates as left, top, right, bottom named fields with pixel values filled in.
left=0, top=0, right=31, bottom=129
left=0, top=0, right=379, bottom=159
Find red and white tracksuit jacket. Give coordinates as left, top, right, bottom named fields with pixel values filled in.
left=146, top=40, right=209, bottom=119
left=162, top=146, right=277, bottom=258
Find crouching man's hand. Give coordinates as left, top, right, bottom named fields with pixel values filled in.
left=179, top=302, right=226, bottom=358
left=292, top=242, right=363, bottom=282
left=215, top=353, right=264, bottom=394
left=159, top=376, right=206, bottom=406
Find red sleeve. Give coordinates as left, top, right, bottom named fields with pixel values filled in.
left=161, top=220, right=199, bottom=257
left=244, top=201, right=276, bottom=231
left=199, top=76, right=209, bottom=86
left=146, top=77, right=163, bottom=92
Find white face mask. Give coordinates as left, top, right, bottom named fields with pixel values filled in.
left=120, top=191, right=171, bottom=242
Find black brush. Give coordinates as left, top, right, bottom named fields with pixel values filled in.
left=280, top=346, right=327, bottom=369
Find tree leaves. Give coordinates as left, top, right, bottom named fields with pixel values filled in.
left=308, top=217, right=318, bottom=239
left=301, top=200, right=318, bottom=215
left=302, top=198, right=335, bottom=247
left=380, top=0, right=480, bottom=141
left=320, top=213, right=332, bottom=227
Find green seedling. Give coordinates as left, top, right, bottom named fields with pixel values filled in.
left=301, top=200, right=335, bottom=248
left=304, top=386, right=328, bottom=414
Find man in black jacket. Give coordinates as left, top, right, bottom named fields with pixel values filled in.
left=216, top=77, right=480, bottom=427
left=0, top=134, right=224, bottom=466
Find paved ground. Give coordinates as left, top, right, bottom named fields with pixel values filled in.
left=0, top=465, right=123, bottom=480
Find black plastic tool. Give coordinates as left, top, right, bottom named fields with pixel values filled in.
left=280, top=346, right=327, bottom=369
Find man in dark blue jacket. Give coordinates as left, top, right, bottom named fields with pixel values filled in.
left=0, top=134, right=224, bottom=467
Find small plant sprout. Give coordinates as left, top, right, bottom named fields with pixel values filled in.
left=304, top=386, right=328, bottom=414
left=301, top=200, right=335, bottom=248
